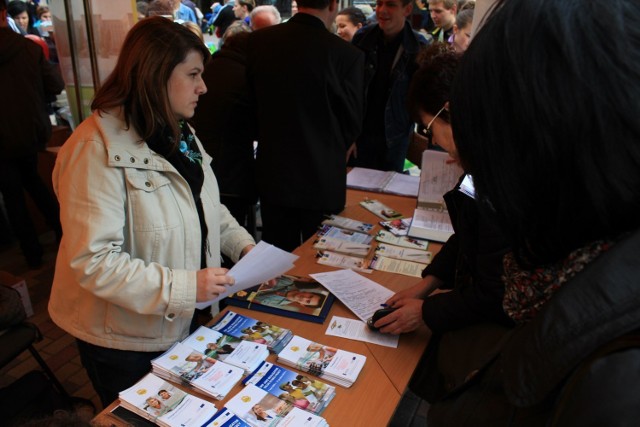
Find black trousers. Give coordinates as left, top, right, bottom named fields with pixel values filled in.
left=260, top=202, right=339, bottom=252
left=0, top=155, right=61, bottom=264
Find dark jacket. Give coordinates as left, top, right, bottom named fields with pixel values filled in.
left=246, top=13, right=364, bottom=211
left=352, top=21, right=430, bottom=171
left=420, top=177, right=512, bottom=333
left=191, top=46, right=257, bottom=203
left=427, top=227, right=640, bottom=426
left=0, top=27, right=64, bottom=159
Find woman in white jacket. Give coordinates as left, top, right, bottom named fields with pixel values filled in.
left=48, top=16, right=256, bottom=407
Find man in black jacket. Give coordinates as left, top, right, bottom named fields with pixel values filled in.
left=246, top=0, right=364, bottom=251
left=0, top=1, right=64, bottom=268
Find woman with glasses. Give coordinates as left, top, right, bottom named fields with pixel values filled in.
left=370, top=42, right=513, bottom=402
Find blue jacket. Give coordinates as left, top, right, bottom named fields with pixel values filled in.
left=352, top=21, right=430, bottom=171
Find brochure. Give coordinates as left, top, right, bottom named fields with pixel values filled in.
left=321, top=214, right=374, bottom=234
left=211, top=311, right=294, bottom=354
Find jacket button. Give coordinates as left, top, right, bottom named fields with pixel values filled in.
left=144, top=158, right=149, bottom=164
left=145, top=182, right=151, bottom=187
left=130, top=157, right=135, bottom=163
left=114, top=155, right=121, bottom=161
left=167, top=313, right=175, bottom=319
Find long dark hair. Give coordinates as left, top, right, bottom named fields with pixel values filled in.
left=91, top=16, right=210, bottom=147
left=450, top=0, right=640, bottom=265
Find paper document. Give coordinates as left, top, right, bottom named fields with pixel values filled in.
left=195, top=241, right=298, bottom=309
left=310, top=269, right=394, bottom=322
left=325, top=316, right=399, bottom=348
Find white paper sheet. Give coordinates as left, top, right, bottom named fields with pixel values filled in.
left=325, top=316, right=399, bottom=348
left=310, top=269, right=394, bottom=322
left=195, top=241, right=298, bottom=309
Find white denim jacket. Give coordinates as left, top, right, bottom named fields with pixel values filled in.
left=48, top=111, right=255, bottom=351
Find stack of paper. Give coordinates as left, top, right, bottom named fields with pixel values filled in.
left=196, top=241, right=299, bottom=309
left=151, top=342, right=243, bottom=400
left=181, top=326, right=269, bottom=375
left=347, top=167, right=419, bottom=197
left=118, top=373, right=217, bottom=427
left=316, top=224, right=373, bottom=245
left=211, top=311, right=294, bottom=354
left=243, top=361, right=336, bottom=415
left=225, top=384, right=329, bottom=427
left=312, top=236, right=371, bottom=258
left=276, top=335, right=366, bottom=388
left=203, top=407, right=252, bottom=427
left=321, top=215, right=374, bottom=234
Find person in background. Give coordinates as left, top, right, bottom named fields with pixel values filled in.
left=427, top=0, right=456, bottom=42
left=426, top=0, right=640, bottom=424
left=334, top=6, right=366, bottom=42
left=212, top=0, right=239, bottom=43
left=246, top=0, right=365, bottom=252
left=182, top=19, right=205, bottom=43
left=191, top=22, right=257, bottom=235
left=448, top=7, right=472, bottom=53
left=250, top=5, right=281, bottom=30
left=233, top=0, right=255, bottom=25
left=173, top=0, right=198, bottom=22
left=7, top=0, right=37, bottom=35
left=351, top=0, right=430, bottom=172
left=0, top=0, right=64, bottom=269
left=48, top=17, right=257, bottom=407
left=136, top=1, right=149, bottom=20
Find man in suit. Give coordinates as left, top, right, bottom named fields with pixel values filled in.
left=246, top=0, right=365, bottom=252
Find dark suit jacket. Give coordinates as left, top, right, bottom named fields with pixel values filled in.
left=246, top=13, right=365, bottom=211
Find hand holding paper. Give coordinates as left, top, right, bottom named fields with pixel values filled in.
left=195, top=241, right=299, bottom=309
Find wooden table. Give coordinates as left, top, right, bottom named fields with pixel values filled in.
left=92, top=189, right=440, bottom=427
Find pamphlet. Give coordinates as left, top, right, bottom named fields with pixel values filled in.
left=211, top=311, right=294, bottom=354
left=312, top=236, right=371, bottom=257
left=359, top=198, right=404, bottom=219
left=347, top=167, right=419, bottom=197
left=316, top=250, right=373, bottom=273
left=379, top=217, right=412, bottom=236
left=374, top=243, right=432, bottom=264
left=317, top=224, right=373, bottom=244
left=321, top=214, right=374, bottom=234
left=325, top=316, right=399, bottom=348
left=369, top=255, right=427, bottom=278
left=375, top=230, right=429, bottom=251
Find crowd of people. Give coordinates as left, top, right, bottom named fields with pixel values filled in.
left=2, top=0, right=639, bottom=424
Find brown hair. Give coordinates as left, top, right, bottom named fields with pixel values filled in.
left=91, top=16, right=210, bottom=146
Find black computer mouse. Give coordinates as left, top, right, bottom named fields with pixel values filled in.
left=367, top=307, right=397, bottom=331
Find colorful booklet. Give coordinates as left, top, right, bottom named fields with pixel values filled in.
left=317, top=224, right=374, bottom=245
left=321, top=214, right=374, bottom=234
left=151, top=342, right=244, bottom=400
left=243, top=361, right=336, bottom=415
left=224, top=384, right=329, bottom=427
left=211, top=310, right=294, bottom=354
left=224, top=275, right=335, bottom=324
left=118, top=372, right=217, bottom=427
left=379, top=217, right=412, bottom=236
left=276, top=335, right=366, bottom=388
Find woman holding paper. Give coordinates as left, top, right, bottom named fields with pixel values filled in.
left=48, top=17, right=256, bottom=407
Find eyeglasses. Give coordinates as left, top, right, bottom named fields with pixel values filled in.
left=423, top=104, right=447, bottom=139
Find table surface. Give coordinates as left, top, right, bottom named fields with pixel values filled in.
left=92, top=188, right=440, bottom=427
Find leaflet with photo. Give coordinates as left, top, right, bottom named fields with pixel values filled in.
left=202, top=407, right=252, bottom=427
left=243, top=361, right=336, bottom=415
left=225, top=384, right=329, bottom=427
left=374, top=243, right=432, bottom=264
left=316, top=251, right=373, bottom=274
left=369, top=255, right=427, bottom=278
left=359, top=198, right=404, bottom=220
left=211, top=311, right=294, bottom=354
left=312, top=236, right=371, bottom=258
left=375, top=230, right=429, bottom=251
left=321, top=215, right=374, bottom=234
left=379, top=217, right=412, bottom=236
left=151, top=342, right=243, bottom=400
left=277, top=335, right=366, bottom=388
left=118, top=372, right=217, bottom=427
left=317, top=224, right=373, bottom=245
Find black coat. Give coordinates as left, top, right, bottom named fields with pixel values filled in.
left=427, top=227, right=640, bottom=426
left=0, top=27, right=64, bottom=159
left=246, top=13, right=365, bottom=211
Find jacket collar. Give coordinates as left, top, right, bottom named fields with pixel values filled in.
left=355, top=21, right=425, bottom=55
left=501, top=227, right=640, bottom=406
left=286, top=12, right=327, bottom=30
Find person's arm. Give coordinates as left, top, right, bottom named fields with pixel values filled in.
left=39, top=48, right=64, bottom=96
left=336, top=50, right=365, bottom=148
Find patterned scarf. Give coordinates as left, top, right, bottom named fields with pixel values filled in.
left=503, top=240, right=613, bottom=323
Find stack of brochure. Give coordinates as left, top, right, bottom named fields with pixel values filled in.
left=212, top=311, right=294, bottom=354
left=276, top=335, right=366, bottom=388
left=151, top=342, right=243, bottom=400
left=181, top=326, right=269, bottom=375
left=321, top=215, right=374, bottom=234
left=203, top=407, right=252, bottom=427
left=118, top=372, right=217, bottom=427
left=243, top=361, right=336, bottom=415
left=225, top=384, right=329, bottom=427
